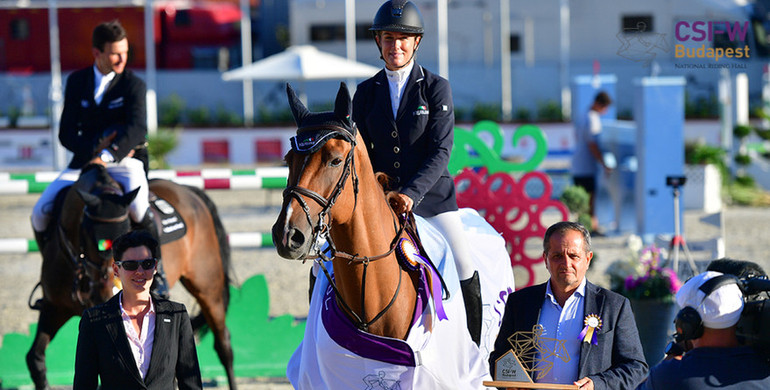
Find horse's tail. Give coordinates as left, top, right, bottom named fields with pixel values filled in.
left=186, top=185, right=233, bottom=317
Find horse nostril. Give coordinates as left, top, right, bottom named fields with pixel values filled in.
left=288, top=228, right=306, bottom=250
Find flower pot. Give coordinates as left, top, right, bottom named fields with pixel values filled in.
left=628, top=298, right=679, bottom=366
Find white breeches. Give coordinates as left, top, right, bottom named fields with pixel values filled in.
left=31, top=158, right=149, bottom=232
left=424, top=210, right=476, bottom=281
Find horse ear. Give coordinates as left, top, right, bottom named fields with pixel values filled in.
left=286, top=83, right=310, bottom=126
left=121, top=187, right=140, bottom=206
left=334, top=82, right=352, bottom=125
left=77, top=189, right=101, bottom=208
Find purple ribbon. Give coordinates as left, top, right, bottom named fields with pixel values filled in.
left=578, top=324, right=599, bottom=345
left=397, top=238, right=448, bottom=321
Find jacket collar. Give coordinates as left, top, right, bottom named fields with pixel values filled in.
left=395, top=63, right=424, bottom=121
left=104, top=293, right=146, bottom=385
left=373, top=63, right=424, bottom=122
left=578, top=281, right=604, bottom=375
left=144, top=296, right=173, bottom=384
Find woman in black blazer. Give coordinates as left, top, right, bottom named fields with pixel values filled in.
left=73, top=230, right=202, bottom=389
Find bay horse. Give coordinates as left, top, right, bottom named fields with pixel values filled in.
left=273, top=83, right=511, bottom=389
left=26, top=163, right=236, bottom=390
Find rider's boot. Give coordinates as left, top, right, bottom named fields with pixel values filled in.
left=460, top=270, right=483, bottom=346
left=308, top=268, right=317, bottom=304
left=33, top=228, right=48, bottom=254
left=136, top=210, right=170, bottom=299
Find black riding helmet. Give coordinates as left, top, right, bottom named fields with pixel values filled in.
left=370, top=0, right=424, bottom=67
left=370, top=0, right=424, bottom=35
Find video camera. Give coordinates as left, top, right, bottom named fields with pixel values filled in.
left=735, top=277, right=770, bottom=355
left=709, top=259, right=770, bottom=357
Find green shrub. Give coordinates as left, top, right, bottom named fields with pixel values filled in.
left=537, top=100, right=562, bottom=122
left=754, top=127, right=770, bottom=141
left=514, top=107, right=532, bottom=122
left=186, top=106, right=211, bottom=127
left=735, top=174, right=755, bottom=187
left=471, top=103, right=501, bottom=122
left=685, top=142, right=725, bottom=165
left=147, top=128, right=179, bottom=170
left=685, top=94, right=718, bottom=119
left=734, top=154, right=752, bottom=166
left=734, top=124, right=753, bottom=139
left=159, top=94, right=185, bottom=127
left=560, top=185, right=592, bottom=228
left=214, top=105, right=242, bottom=126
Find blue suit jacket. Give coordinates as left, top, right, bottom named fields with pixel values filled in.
left=73, top=293, right=202, bottom=390
left=489, top=280, right=649, bottom=390
left=352, top=63, right=457, bottom=217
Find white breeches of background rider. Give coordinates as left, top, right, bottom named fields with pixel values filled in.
left=424, top=210, right=476, bottom=281
left=31, top=157, right=149, bottom=232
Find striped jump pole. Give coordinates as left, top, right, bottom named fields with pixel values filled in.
left=0, top=168, right=289, bottom=195
left=0, top=232, right=275, bottom=254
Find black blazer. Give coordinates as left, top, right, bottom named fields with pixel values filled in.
left=60, top=66, right=148, bottom=169
left=73, top=293, right=202, bottom=390
left=489, top=281, right=649, bottom=390
left=352, top=63, right=457, bottom=217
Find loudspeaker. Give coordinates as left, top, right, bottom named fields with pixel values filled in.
left=673, top=274, right=740, bottom=342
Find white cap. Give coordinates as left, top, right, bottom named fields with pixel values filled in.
left=675, top=271, right=744, bottom=329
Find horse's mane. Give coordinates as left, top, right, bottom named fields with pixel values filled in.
left=78, top=163, right=122, bottom=195
left=374, top=172, right=404, bottom=211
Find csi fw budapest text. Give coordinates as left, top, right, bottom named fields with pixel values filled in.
left=674, top=21, right=750, bottom=61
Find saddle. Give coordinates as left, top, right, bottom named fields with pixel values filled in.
left=47, top=178, right=187, bottom=247
left=147, top=190, right=187, bottom=245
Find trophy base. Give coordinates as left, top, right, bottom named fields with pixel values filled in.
left=483, top=381, right=579, bottom=389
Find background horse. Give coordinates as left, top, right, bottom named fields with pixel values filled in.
left=26, top=164, right=236, bottom=390
left=273, top=83, right=510, bottom=389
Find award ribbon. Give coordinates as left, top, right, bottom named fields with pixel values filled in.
left=397, top=237, right=448, bottom=321
left=578, top=314, right=602, bottom=345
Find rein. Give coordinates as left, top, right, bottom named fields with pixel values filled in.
left=60, top=192, right=131, bottom=306
left=283, top=133, right=410, bottom=332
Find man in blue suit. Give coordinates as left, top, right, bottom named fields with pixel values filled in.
left=489, top=221, right=648, bottom=389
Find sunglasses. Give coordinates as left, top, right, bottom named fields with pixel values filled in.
left=115, top=258, right=157, bottom=271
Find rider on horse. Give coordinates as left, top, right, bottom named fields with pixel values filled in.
left=30, top=20, right=169, bottom=299
left=352, top=0, right=483, bottom=345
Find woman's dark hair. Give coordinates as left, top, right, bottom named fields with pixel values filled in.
left=113, top=230, right=159, bottom=261
left=92, top=20, right=127, bottom=51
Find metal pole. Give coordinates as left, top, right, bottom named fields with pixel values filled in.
left=240, top=0, right=254, bottom=126
left=559, top=0, right=571, bottom=121
left=144, top=0, right=158, bottom=134
left=345, top=0, right=356, bottom=93
left=718, top=69, right=734, bottom=179
left=500, top=0, right=511, bottom=121
left=437, top=0, right=448, bottom=79
left=48, top=0, right=66, bottom=170
left=672, top=186, right=681, bottom=273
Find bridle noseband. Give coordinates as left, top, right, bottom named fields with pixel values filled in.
left=282, top=126, right=409, bottom=332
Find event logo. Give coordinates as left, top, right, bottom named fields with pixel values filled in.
left=674, top=21, right=750, bottom=61
left=616, top=22, right=671, bottom=67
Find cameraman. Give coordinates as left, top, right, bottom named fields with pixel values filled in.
left=637, top=271, right=770, bottom=389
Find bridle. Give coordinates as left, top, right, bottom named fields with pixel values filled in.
left=66, top=188, right=130, bottom=306
left=282, top=126, right=409, bottom=332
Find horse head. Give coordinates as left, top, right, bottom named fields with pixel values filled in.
left=74, top=164, right=139, bottom=304
left=272, top=82, right=361, bottom=260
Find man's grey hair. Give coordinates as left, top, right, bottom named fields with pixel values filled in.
left=543, top=221, right=592, bottom=255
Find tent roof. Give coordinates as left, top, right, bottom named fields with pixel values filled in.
left=221, top=45, right=381, bottom=82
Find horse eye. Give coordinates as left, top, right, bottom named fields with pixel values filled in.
left=330, top=157, right=343, bottom=167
